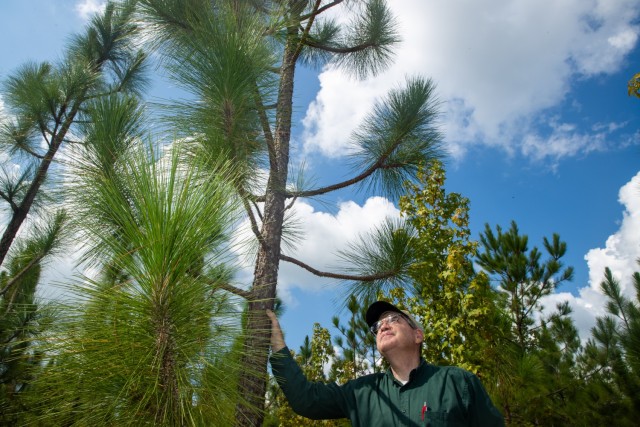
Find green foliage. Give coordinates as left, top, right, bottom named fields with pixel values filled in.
left=0, top=0, right=148, bottom=303
left=331, top=295, right=379, bottom=380
left=3, top=1, right=451, bottom=425
left=20, top=136, right=246, bottom=426
left=0, top=212, right=65, bottom=424
left=339, top=218, right=415, bottom=301
left=476, top=222, right=581, bottom=424
left=577, top=265, right=640, bottom=424
left=477, top=221, right=574, bottom=352
left=0, top=0, right=146, bottom=167
left=628, top=72, right=640, bottom=98
left=134, top=3, right=445, bottom=424
left=390, top=160, right=501, bottom=375
left=327, top=0, right=401, bottom=79
left=348, top=77, right=443, bottom=199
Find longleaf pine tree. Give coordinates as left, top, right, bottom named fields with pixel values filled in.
left=0, top=2, right=147, bottom=269
left=0, top=214, right=64, bottom=424
left=135, top=1, right=443, bottom=424
left=27, top=128, right=245, bottom=425
left=0, top=3, right=146, bottom=421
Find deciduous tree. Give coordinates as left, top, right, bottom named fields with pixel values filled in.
left=396, top=160, right=500, bottom=374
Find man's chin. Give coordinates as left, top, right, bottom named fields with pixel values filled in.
left=377, top=337, right=395, bottom=353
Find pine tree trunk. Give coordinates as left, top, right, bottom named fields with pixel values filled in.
left=0, top=103, right=78, bottom=269
left=234, top=28, right=298, bottom=427
left=234, top=188, right=286, bottom=425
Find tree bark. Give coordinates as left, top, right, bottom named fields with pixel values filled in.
left=234, top=25, right=298, bottom=427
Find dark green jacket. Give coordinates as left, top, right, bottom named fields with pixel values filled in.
left=270, top=347, right=504, bottom=427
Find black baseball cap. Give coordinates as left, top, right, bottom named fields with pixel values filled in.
left=365, top=301, right=423, bottom=332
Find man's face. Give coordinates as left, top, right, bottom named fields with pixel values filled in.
left=374, top=311, right=423, bottom=357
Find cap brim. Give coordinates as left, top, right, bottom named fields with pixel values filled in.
left=365, top=301, right=403, bottom=328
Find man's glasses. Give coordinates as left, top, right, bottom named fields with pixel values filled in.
left=370, top=313, right=404, bottom=335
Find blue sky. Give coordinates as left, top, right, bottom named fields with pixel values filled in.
left=1, top=0, right=640, bottom=351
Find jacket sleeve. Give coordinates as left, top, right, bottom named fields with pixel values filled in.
left=269, top=347, right=350, bottom=420
left=465, top=373, right=505, bottom=427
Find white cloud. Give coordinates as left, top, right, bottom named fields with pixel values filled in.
left=301, top=69, right=376, bottom=158
left=301, top=0, right=640, bottom=160
left=585, top=172, right=640, bottom=295
left=543, top=171, right=640, bottom=340
left=75, top=0, right=106, bottom=21
left=540, top=288, right=607, bottom=343
left=608, top=28, right=639, bottom=51
left=520, top=118, right=632, bottom=166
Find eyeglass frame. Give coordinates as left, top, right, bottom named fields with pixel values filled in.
left=370, top=313, right=416, bottom=335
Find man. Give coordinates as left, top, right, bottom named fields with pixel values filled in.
left=267, top=300, right=504, bottom=426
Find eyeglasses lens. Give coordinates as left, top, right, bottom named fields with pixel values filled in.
left=371, top=314, right=401, bottom=334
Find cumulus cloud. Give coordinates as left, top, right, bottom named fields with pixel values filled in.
left=584, top=172, right=640, bottom=295
left=75, top=0, right=105, bottom=21
left=301, top=0, right=640, bottom=160
left=543, top=172, right=640, bottom=340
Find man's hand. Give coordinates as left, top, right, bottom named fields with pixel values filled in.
left=266, top=309, right=286, bottom=352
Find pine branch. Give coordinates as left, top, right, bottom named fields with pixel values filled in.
left=0, top=253, right=44, bottom=298
left=293, top=0, right=323, bottom=61
left=238, top=186, right=264, bottom=244
left=252, top=136, right=404, bottom=202
left=0, top=252, right=45, bottom=317
left=280, top=254, right=397, bottom=281
left=0, top=190, right=19, bottom=212
left=300, top=0, right=345, bottom=20
left=213, top=281, right=252, bottom=300
left=281, top=139, right=400, bottom=198
left=284, top=195, right=298, bottom=211
left=252, top=86, right=277, bottom=170
left=251, top=199, right=264, bottom=222
left=303, top=39, right=376, bottom=54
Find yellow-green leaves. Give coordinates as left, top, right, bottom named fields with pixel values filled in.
left=628, top=72, right=640, bottom=98
left=392, top=160, right=498, bottom=374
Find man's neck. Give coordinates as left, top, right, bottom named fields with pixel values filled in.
left=387, top=353, right=421, bottom=383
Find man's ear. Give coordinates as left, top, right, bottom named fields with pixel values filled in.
left=415, top=328, right=424, bottom=345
